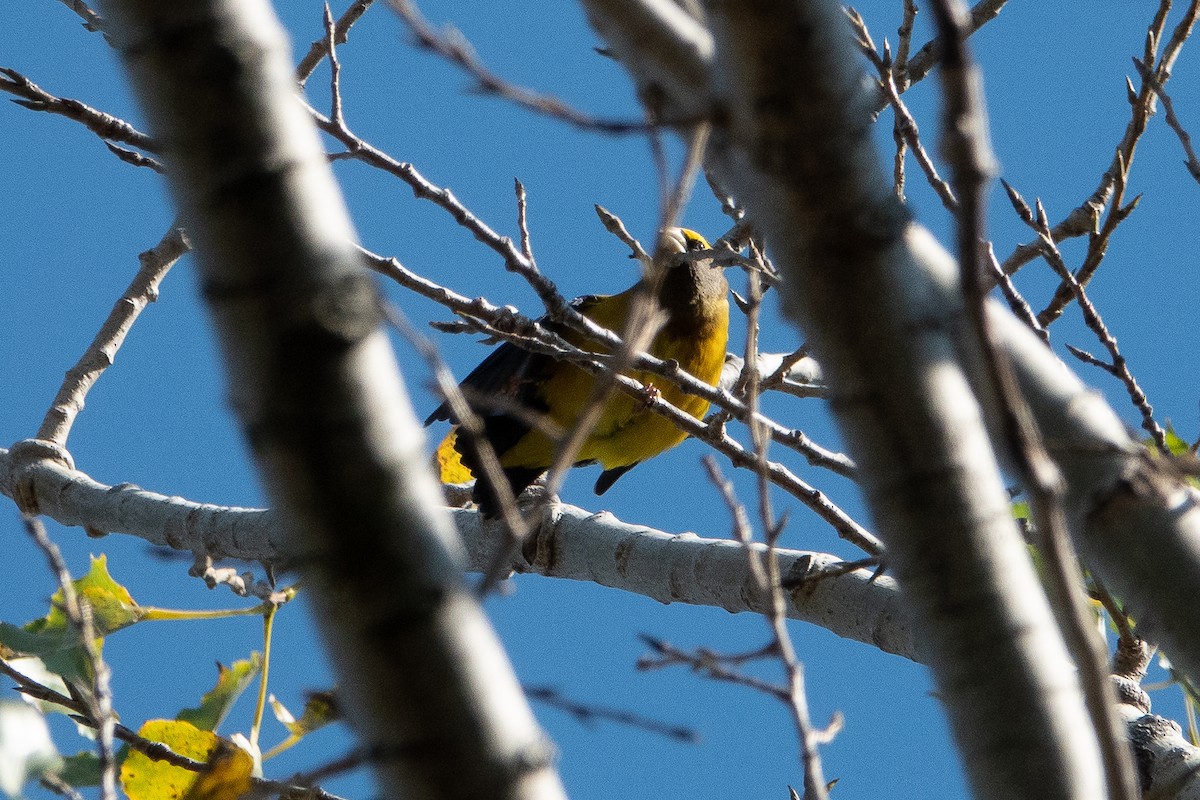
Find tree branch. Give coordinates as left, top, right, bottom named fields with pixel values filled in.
left=95, top=1, right=566, bottom=798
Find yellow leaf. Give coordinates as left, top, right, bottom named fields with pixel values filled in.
left=181, top=739, right=254, bottom=800
left=120, top=720, right=224, bottom=800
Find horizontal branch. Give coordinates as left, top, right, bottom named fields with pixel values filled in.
left=0, top=443, right=909, bottom=656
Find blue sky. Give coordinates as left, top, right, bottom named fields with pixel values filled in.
left=2, top=2, right=1199, bottom=798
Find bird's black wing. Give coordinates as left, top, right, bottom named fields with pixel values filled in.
left=424, top=295, right=603, bottom=427
left=424, top=340, right=550, bottom=425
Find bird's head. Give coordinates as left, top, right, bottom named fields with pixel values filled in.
left=659, top=227, right=712, bottom=255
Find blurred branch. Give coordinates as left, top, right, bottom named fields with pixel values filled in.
left=95, top=1, right=566, bottom=799
left=704, top=457, right=834, bottom=799
left=22, top=516, right=118, bottom=800
left=579, top=0, right=713, bottom=122
left=706, top=0, right=1104, bottom=795
left=931, top=1, right=1135, bottom=796
left=389, top=0, right=648, bottom=133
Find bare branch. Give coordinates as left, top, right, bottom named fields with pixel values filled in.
left=1001, top=182, right=1169, bottom=453
left=1035, top=0, right=1199, bottom=324
left=295, top=0, right=376, bottom=85
left=389, top=0, right=649, bottom=133
left=0, top=67, right=155, bottom=151
left=36, top=225, right=188, bottom=446
left=1133, top=55, right=1200, bottom=183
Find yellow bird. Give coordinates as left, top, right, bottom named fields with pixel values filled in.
left=426, top=228, right=729, bottom=515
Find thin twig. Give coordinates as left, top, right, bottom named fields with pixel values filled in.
left=1035, top=0, right=1198, bottom=324
left=1002, top=182, right=1169, bottom=453
left=388, top=0, right=648, bottom=133
left=894, top=0, right=918, bottom=77
left=22, top=516, right=117, bottom=800
left=1132, top=56, right=1200, bottom=183
left=703, top=458, right=835, bottom=800
left=56, top=0, right=106, bottom=35
left=382, top=305, right=530, bottom=590
left=525, top=686, right=699, bottom=743
left=515, top=179, right=534, bottom=262
left=985, top=241, right=1047, bottom=345
left=1064, top=344, right=1119, bottom=376
left=37, top=226, right=188, bottom=445
left=0, top=67, right=156, bottom=152
left=296, top=0, right=376, bottom=85
left=323, top=4, right=348, bottom=133
left=869, top=0, right=1010, bottom=111
left=847, top=10, right=957, bottom=209
left=104, top=142, right=164, bottom=172
left=637, top=636, right=790, bottom=702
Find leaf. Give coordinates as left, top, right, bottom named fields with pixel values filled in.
left=1163, top=424, right=1192, bottom=457
left=120, top=720, right=218, bottom=800
left=0, top=622, right=91, bottom=688
left=270, top=690, right=337, bottom=738
left=0, top=556, right=144, bottom=687
left=56, top=752, right=102, bottom=788
left=177, top=655, right=263, bottom=733
left=26, top=554, right=144, bottom=636
left=1010, top=500, right=1030, bottom=521
left=264, top=690, right=339, bottom=759
left=0, top=699, right=62, bottom=798
left=181, top=740, right=254, bottom=800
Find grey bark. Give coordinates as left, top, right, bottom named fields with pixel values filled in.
left=93, top=1, right=566, bottom=798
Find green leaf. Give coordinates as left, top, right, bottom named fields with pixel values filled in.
left=0, top=555, right=145, bottom=687
left=0, top=622, right=92, bottom=688
left=1163, top=424, right=1192, bottom=457
left=177, top=655, right=263, bottom=733
left=25, top=555, right=143, bottom=637
left=56, top=752, right=102, bottom=788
